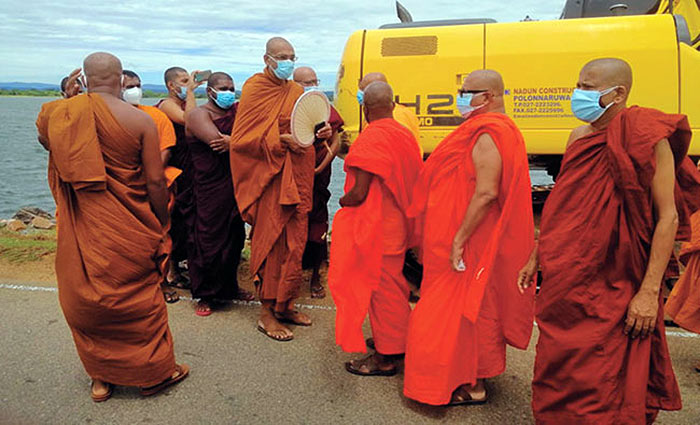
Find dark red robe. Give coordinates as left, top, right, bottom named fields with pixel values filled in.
left=533, top=107, right=700, bottom=424
left=186, top=105, right=245, bottom=300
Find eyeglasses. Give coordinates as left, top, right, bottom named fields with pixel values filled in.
left=300, top=79, right=320, bottom=86
left=457, top=89, right=488, bottom=98
left=267, top=54, right=297, bottom=62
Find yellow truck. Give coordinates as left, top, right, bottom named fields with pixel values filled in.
left=334, top=0, right=700, bottom=178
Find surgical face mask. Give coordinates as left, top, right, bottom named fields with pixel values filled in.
left=210, top=88, right=236, bottom=109
left=122, top=87, right=142, bottom=105
left=303, top=85, right=319, bottom=93
left=456, top=92, right=486, bottom=119
left=269, top=56, right=294, bottom=80
left=570, top=86, right=619, bottom=123
left=356, top=89, right=364, bottom=105
left=176, top=85, right=187, bottom=100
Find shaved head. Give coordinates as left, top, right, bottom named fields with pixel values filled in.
left=207, top=71, right=233, bottom=88
left=164, top=66, right=187, bottom=84
left=83, top=52, right=122, bottom=90
left=266, top=37, right=294, bottom=55
left=293, top=66, right=318, bottom=87
left=580, top=58, right=633, bottom=91
left=363, top=81, right=395, bottom=122
left=463, top=69, right=504, bottom=95
left=359, top=72, right=388, bottom=90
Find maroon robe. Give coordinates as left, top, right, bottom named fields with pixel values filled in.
left=533, top=107, right=700, bottom=424
left=186, top=105, right=245, bottom=300
left=302, top=106, right=344, bottom=269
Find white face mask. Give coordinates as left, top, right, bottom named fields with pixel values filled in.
left=122, top=87, right=142, bottom=105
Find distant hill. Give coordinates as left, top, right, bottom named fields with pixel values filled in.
left=0, top=82, right=59, bottom=90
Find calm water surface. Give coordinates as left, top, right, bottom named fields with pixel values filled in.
left=0, top=96, right=550, bottom=219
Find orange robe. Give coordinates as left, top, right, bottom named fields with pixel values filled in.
left=36, top=94, right=175, bottom=387
left=138, top=104, right=180, bottom=273
left=403, top=113, right=535, bottom=405
left=533, top=107, right=700, bottom=424
left=362, top=103, right=422, bottom=156
left=329, top=118, right=423, bottom=353
left=666, top=211, right=700, bottom=333
left=230, top=68, right=313, bottom=306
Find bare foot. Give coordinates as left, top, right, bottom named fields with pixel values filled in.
left=235, top=288, right=255, bottom=301
left=449, top=380, right=487, bottom=405
left=258, top=311, right=293, bottom=341
left=275, top=309, right=312, bottom=326
left=195, top=300, right=211, bottom=317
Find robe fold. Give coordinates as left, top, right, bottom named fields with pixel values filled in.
left=37, top=94, right=175, bottom=387
left=230, top=68, right=312, bottom=305
left=533, top=106, right=700, bottom=424
left=403, top=112, right=535, bottom=405
left=187, top=105, right=245, bottom=300
left=302, top=106, right=344, bottom=269
left=329, top=118, right=422, bottom=353
left=156, top=99, right=193, bottom=268
left=665, top=210, right=700, bottom=333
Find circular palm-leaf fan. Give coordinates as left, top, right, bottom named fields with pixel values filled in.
left=291, top=90, right=331, bottom=147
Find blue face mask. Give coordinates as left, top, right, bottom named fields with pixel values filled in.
left=570, top=86, right=619, bottom=123
left=210, top=88, right=236, bottom=109
left=270, top=57, right=294, bottom=80
left=356, top=89, right=364, bottom=105
left=177, top=85, right=187, bottom=100
left=304, top=85, right=319, bottom=93
left=456, top=92, right=486, bottom=118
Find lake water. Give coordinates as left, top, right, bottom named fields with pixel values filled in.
left=0, top=96, right=551, bottom=219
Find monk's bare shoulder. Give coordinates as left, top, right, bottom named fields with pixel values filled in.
left=566, top=124, right=593, bottom=149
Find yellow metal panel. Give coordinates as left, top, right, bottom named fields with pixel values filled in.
left=486, top=14, right=679, bottom=154
left=334, top=30, right=365, bottom=150
left=680, top=43, right=700, bottom=155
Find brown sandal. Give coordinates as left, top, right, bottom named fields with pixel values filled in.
left=91, top=381, right=114, bottom=403
left=345, top=354, right=397, bottom=377
left=139, top=364, right=190, bottom=396
left=447, top=385, right=487, bottom=406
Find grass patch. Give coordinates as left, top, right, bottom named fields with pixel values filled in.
left=0, top=227, right=56, bottom=263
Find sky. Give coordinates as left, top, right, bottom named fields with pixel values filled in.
left=0, top=0, right=566, bottom=89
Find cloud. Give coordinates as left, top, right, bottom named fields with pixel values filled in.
left=0, top=0, right=566, bottom=87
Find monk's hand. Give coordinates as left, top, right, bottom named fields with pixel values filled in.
left=209, top=134, right=229, bottom=153
left=450, top=239, right=466, bottom=272
left=188, top=70, right=206, bottom=90
left=64, top=68, right=83, bottom=98
left=316, top=122, right=332, bottom=140
left=624, top=289, right=659, bottom=339
left=517, top=257, right=538, bottom=294
left=280, top=133, right=304, bottom=154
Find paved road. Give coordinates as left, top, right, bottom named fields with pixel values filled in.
left=0, top=280, right=698, bottom=425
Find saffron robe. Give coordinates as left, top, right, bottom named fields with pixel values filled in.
left=230, top=68, right=313, bottom=305
left=666, top=210, right=700, bottom=333
left=187, top=105, right=245, bottom=300
left=329, top=118, right=423, bottom=353
left=37, top=94, right=175, bottom=387
left=533, top=107, right=700, bottom=424
left=403, top=113, right=535, bottom=405
left=302, top=106, right=344, bottom=269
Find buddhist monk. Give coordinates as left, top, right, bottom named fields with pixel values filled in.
left=122, top=69, right=181, bottom=304
left=230, top=37, right=332, bottom=341
left=329, top=81, right=422, bottom=375
left=666, top=209, right=700, bottom=373
left=184, top=72, right=254, bottom=316
left=157, top=66, right=204, bottom=289
left=358, top=72, right=421, bottom=155
left=518, top=58, right=700, bottom=424
left=293, top=66, right=344, bottom=299
left=36, top=52, right=188, bottom=402
left=403, top=70, right=534, bottom=405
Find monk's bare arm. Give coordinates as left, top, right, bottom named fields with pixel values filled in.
left=185, top=108, right=229, bottom=153
left=450, top=133, right=502, bottom=271
left=160, top=150, right=171, bottom=167
left=565, top=125, right=591, bottom=149
left=517, top=242, right=539, bottom=294
left=140, top=118, right=169, bottom=227
left=159, top=100, right=186, bottom=125
left=315, top=132, right=340, bottom=175
left=339, top=169, right=373, bottom=207
left=625, top=139, right=678, bottom=339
